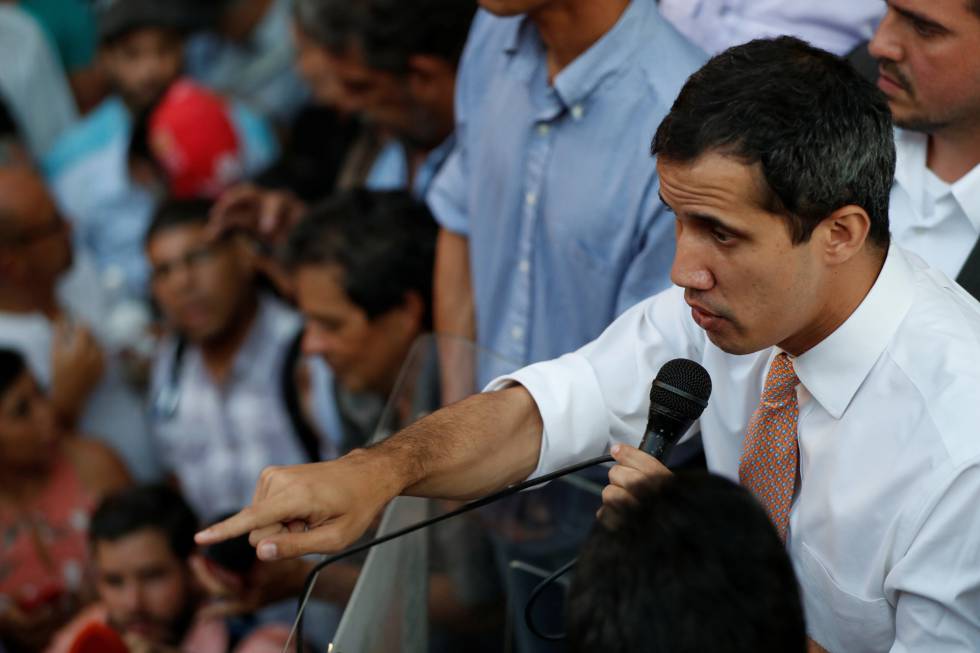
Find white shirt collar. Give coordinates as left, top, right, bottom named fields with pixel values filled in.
left=792, top=244, right=914, bottom=419
left=894, top=127, right=980, bottom=233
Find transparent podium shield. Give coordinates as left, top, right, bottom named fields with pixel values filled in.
left=299, top=334, right=604, bottom=653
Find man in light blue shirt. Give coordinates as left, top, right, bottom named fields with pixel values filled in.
left=427, top=0, right=706, bottom=385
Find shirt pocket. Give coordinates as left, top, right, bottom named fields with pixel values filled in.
left=797, top=542, right=895, bottom=653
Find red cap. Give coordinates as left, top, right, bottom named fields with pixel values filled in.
left=149, top=79, right=243, bottom=199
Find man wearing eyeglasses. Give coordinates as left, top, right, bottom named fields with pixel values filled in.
left=144, top=197, right=330, bottom=525
left=0, top=166, right=160, bottom=481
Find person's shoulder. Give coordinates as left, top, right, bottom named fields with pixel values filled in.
left=42, top=97, right=128, bottom=180
left=63, top=436, right=132, bottom=499
left=634, top=6, right=707, bottom=102
left=886, top=253, right=980, bottom=463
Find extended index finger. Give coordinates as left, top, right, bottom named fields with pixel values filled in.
left=195, top=499, right=290, bottom=546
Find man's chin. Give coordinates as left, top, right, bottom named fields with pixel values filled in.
left=703, top=330, right=759, bottom=356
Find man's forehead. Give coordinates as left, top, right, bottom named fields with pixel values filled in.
left=657, top=154, right=768, bottom=204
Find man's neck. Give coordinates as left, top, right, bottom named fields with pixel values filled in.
left=781, top=249, right=887, bottom=357
left=199, top=294, right=259, bottom=385
left=529, top=0, right=630, bottom=81
left=0, top=285, right=60, bottom=320
left=926, top=125, right=980, bottom=183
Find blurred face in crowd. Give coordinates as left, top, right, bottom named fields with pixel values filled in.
left=95, top=529, right=194, bottom=646
left=660, top=153, right=868, bottom=357
left=357, top=54, right=456, bottom=150
left=296, top=264, right=423, bottom=396
left=102, top=27, right=183, bottom=113
left=292, top=23, right=374, bottom=116
left=0, top=371, right=58, bottom=472
left=148, top=223, right=256, bottom=344
left=869, top=0, right=980, bottom=133
left=0, top=169, right=73, bottom=289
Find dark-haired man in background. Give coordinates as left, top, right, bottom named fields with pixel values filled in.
left=144, top=199, right=322, bottom=523
left=201, top=37, right=980, bottom=651
left=870, top=0, right=980, bottom=296
left=568, top=473, right=806, bottom=653
left=49, top=485, right=292, bottom=653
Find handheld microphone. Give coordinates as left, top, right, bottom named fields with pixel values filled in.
left=639, top=358, right=712, bottom=462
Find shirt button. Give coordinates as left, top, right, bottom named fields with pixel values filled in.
left=518, top=259, right=530, bottom=273
left=511, top=326, right=524, bottom=340
left=537, top=123, right=550, bottom=136
left=525, top=192, right=537, bottom=206
left=571, top=104, right=584, bottom=120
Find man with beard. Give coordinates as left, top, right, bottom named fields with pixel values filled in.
left=48, top=485, right=291, bottom=653
left=870, top=0, right=980, bottom=296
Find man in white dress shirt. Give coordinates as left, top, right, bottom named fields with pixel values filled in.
left=199, top=38, right=980, bottom=651
left=870, top=0, right=980, bottom=291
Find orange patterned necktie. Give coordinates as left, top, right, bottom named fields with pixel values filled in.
left=739, top=352, right=800, bottom=541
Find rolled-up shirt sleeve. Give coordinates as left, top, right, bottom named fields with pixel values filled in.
left=486, top=286, right=704, bottom=479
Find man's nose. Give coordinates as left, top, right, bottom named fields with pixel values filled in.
left=868, top=11, right=902, bottom=63
left=670, top=235, right=715, bottom=291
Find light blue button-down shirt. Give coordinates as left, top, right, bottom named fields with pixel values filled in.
left=427, top=1, right=706, bottom=383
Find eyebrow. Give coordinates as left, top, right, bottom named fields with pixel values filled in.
left=658, top=192, right=751, bottom=240
left=887, top=1, right=951, bottom=33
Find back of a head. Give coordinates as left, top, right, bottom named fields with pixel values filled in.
left=89, top=484, right=199, bottom=561
left=653, top=36, right=894, bottom=248
left=567, top=472, right=806, bottom=653
left=285, top=189, right=438, bottom=326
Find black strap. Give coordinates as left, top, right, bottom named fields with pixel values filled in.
left=956, top=237, right=980, bottom=301
left=280, top=328, right=322, bottom=462
left=169, top=329, right=321, bottom=463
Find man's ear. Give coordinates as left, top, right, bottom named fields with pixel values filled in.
left=814, top=204, right=872, bottom=266
left=399, top=290, right=426, bottom=331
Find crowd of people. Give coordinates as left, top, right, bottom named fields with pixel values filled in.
left=1, top=0, right=979, bottom=651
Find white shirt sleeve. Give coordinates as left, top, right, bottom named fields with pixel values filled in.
left=887, top=461, right=980, bottom=651
left=487, top=286, right=705, bottom=478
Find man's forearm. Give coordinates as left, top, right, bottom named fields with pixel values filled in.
left=370, top=386, right=543, bottom=500
left=434, top=229, right=475, bottom=340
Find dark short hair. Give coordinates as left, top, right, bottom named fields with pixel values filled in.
left=0, top=348, right=27, bottom=398
left=293, top=0, right=475, bottom=71
left=145, top=198, right=213, bottom=246
left=89, top=485, right=199, bottom=560
left=567, top=472, right=806, bottom=653
left=357, top=0, right=476, bottom=73
left=97, top=0, right=187, bottom=45
left=653, top=36, right=894, bottom=248
left=284, top=189, right=437, bottom=326
left=292, top=0, right=365, bottom=53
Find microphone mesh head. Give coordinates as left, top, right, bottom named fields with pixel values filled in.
left=649, top=358, right=712, bottom=421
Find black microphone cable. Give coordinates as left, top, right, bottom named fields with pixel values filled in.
left=291, top=453, right=614, bottom=652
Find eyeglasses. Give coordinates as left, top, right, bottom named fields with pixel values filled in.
left=150, top=241, right=228, bottom=283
